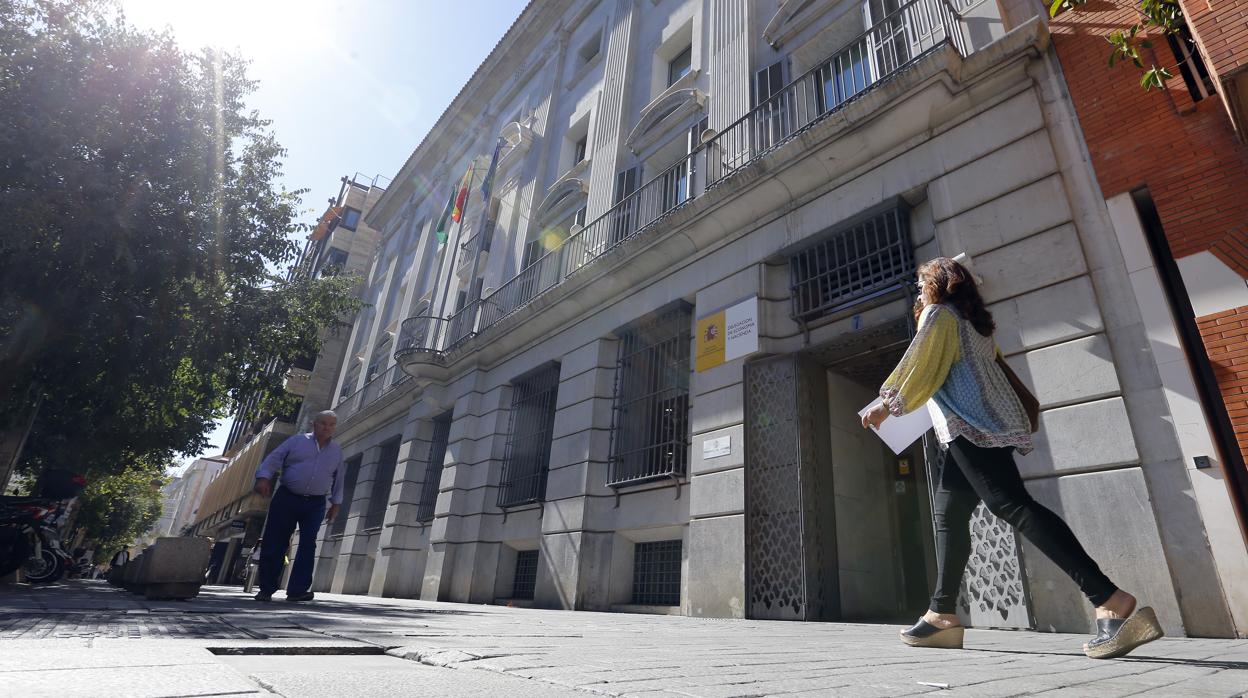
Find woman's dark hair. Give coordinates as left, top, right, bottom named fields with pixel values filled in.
left=915, top=257, right=995, bottom=337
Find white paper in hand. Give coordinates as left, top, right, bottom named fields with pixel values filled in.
left=859, top=398, right=934, bottom=455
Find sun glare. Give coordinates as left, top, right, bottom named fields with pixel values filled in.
left=121, top=0, right=325, bottom=61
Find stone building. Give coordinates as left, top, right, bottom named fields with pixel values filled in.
left=310, top=0, right=1247, bottom=637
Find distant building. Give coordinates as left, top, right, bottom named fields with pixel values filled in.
left=187, top=175, right=385, bottom=585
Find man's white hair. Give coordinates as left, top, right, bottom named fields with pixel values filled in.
left=313, top=410, right=338, bottom=422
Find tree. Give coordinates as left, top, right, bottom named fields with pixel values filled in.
left=1050, top=0, right=1187, bottom=90
left=73, top=463, right=166, bottom=560
left=0, top=1, right=362, bottom=481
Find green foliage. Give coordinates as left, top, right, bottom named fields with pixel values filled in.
left=0, top=0, right=362, bottom=479
left=1050, top=0, right=1185, bottom=92
left=74, top=463, right=166, bottom=557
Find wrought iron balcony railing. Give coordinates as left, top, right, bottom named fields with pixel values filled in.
left=333, top=363, right=410, bottom=424
left=396, top=0, right=964, bottom=369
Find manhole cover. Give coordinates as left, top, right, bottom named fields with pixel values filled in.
left=0, top=612, right=264, bottom=640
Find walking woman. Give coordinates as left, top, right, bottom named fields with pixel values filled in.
left=860, top=257, right=1163, bottom=660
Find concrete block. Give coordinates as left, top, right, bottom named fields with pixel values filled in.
left=690, top=382, right=744, bottom=435
left=990, top=275, right=1104, bottom=356
left=975, top=224, right=1087, bottom=303
left=549, top=428, right=611, bottom=471
left=929, top=131, right=1058, bottom=221
left=936, top=174, right=1071, bottom=257
left=554, top=364, right=615, bottom=409
left=135, top=537, right=212, bottom=598
left=1017, top=398, right=1139, bottom=478
left=687, top=515, right=745, bottom=618
left=689, top=467, right=744, bottom=518
left=1008, top=334, right=1120, bottom=408
left=1022, top=468, right=1182, bottom=636
left=551, top=397, right=611, bottom=440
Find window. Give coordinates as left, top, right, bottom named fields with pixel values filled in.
left=667, top=45, right=692, bottom=87
left=578, top=30, right=601, bottom=65
left=1167, top=22, right=1215, bottom=102
left=497, top=363, right=561, bottom=507
left=319, top=247, right=349, bottom=275
left=632, top=540, right=682, bottom=605
left=512, top=550, right=538, bottom=599
left=609, top=306, right=693, bottom=486
left=364, top=439, right=400, bottom=530
left=416, top=412, right=453, bottom=523
left=611, top=166, right=640, bottom=244
left=331, top=455, right=363, bottom=536
left=573, top=136, right=588, bottom=164
left=340, top=207, right=362, bottom=231
left=789, top=206, right=914, bottom=323
left=338, top=363, right=361, bottom=401
left=754, top=59, right=791, bottom=149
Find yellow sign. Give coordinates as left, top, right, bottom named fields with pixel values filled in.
left=695, top=311, right=727, bottom=372
left=695, top=296, right=758, bottom=372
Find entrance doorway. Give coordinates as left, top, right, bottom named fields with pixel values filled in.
left=744, top=315, right=1033, bottom=628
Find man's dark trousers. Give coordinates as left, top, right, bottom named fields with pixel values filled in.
left=258, top=487, right=326, bottom=596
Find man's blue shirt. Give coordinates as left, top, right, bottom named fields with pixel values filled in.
left=255, top=433, right=345, bottom=505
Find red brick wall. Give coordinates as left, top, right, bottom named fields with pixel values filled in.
left=1050, top=9, right=1248, bottom=474
left=1049, top=7, right=1248, bottom=275
left=1197, top=306, right=1248, bottom=459
left=1181, top=0, right=1248, bottom=83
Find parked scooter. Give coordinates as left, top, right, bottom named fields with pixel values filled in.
left=0, top=470, right=85, bottom=584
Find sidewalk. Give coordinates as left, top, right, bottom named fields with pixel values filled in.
left=1, top=581, right=1245, bottom=697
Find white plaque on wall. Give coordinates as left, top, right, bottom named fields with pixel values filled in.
left=703, top=435, right=732, bottom=459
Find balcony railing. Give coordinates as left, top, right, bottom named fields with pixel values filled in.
left=396, top=0, right=964, bottom=367
left=334, top=363, right=411, bottom=424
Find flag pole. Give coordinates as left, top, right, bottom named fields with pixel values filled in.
left=465, top=137, right=507, bottom=313
left=432, top=162, right=480, bottom=334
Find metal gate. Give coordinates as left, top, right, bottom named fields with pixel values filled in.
left=744, top=355, right=839, bottom=621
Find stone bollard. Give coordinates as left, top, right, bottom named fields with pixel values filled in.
left=136, top=537, right=212, bottom=600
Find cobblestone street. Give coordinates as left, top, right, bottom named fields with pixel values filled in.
left=1, top=581, right=1246, bottom=697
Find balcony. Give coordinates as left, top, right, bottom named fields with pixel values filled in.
left=283, top=367, right=312, bottom=396
left=396, top=0, right=966, bottom=380
left=333, top=364, right=411, bottom=424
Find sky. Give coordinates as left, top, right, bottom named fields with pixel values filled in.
left=117, top=0, right=529, bottom=472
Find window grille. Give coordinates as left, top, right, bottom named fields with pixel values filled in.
left=789, top=207, right=914, bottom=322
left=364, top=439, right=401, bottom=530
left=632, top=540, right=683, bottom=605
left=331, top=455, right=362, bottom=536
left=512, top=550, right=539, bottom=599
left=497, top=363, right=561, bottom=507
left=416, top=413, right=453, bottom=523
left=609, top=306, right=692, bottom=486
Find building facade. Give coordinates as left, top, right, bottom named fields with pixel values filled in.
left=310, top=0, right=1247, bottom=637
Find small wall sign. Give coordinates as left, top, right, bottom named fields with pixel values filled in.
left=703, top=435, right=732, bottom=459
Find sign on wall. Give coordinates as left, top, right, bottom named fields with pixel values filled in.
left=695, top=296, right=759, bottom=372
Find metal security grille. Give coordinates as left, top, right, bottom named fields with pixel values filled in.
left=632, top=540, right=682, bottom=606
left=364, top=439, right=401, bottom=530
left=609, top=307, right=693, bottom=486
left=416, top=413, right=452, bottom=523
left=790, top=207, right=914, bottom=322
left=331, top=455, right=362, bottom=536
left=497, top=363, right=561, bottom=507
left=512, top=550, right=538, bottom=599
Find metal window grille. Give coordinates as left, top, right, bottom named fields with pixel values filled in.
left=512, top=550, right=538, bottom=599
left=331, top=456, right=362, bottom=536
left=609, top=307, right=693, bottom=486
left=632, top=540, right=682, bottom=606
left=416, top=413, right=452, bottom=523
left=789, top=207, right=914, bottom=322
left=364, top=439, right=400, bottom=530
left=497, top=363, right=561, bottom=507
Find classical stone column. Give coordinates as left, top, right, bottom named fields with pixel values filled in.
left=706, top=0, right=752, bottom=132
left=536, top=339, right=619, bottom=611
left=331, top=443, right=382, bottom=594
left=584, top=0, right=638, bottom=219
left=369, top=406, right=437, bottom=598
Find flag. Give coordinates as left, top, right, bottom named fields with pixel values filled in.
left=479, top=137, right=505, bottom=201
left=433, top=189, right=455, bottom=244
left=451, top=163, right=474, bottom=223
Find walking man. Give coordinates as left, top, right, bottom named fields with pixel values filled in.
left=252, top=410, right=345, bottom=602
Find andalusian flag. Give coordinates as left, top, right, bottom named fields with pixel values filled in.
left=451, top=164, right=474, bottom=223
left=433, top=190, right=455, bottom=244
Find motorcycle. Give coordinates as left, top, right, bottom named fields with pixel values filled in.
left=0, top=470, right=85, bottom=584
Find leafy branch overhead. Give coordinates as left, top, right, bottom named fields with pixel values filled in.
left=0, top=0, right=362, bottom=483
left=1049, top=0, right=1187, bottom=90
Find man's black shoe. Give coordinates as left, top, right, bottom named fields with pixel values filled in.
left=286, top=591, right=315, bottom=602
left=254, top=591, right=273, bottom=602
